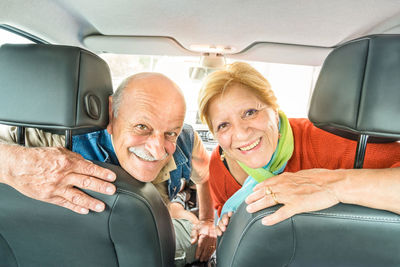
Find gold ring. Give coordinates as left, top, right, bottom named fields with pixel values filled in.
left=265, top=186, right=273, bottom=196
left=271, top=192, right=279, bottom=205
left=210, top=245, right=215, bottom=249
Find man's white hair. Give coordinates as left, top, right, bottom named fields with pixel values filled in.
left=111, top=75, right=132, bottom=118
left=112, top=72, right=169, bottom=118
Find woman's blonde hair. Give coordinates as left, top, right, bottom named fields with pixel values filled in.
left=198, top=61, right=279, bottom=132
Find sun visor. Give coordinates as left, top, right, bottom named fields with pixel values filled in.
left=83, top=35, right=198, bottom=56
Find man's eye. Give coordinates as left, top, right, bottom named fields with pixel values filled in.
left=243, top=109, right=258, bottom=118
left=166, top=132, right=177, bottom=137
left=135, top=124, right=148, bottom=131
left=165, top=132, right=178, bottom=141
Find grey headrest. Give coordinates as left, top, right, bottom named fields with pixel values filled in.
left=0, top=44, right=113, bottom=133
left=308, top=35, right=400, bottom=140
left=217, top=202, right=400, bottom=267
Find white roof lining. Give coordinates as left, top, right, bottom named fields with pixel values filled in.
left=2, top=0, right=400, bottom=65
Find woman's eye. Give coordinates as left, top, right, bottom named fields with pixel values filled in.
left=217, top=122, right=228, bottom=131
left=243, top=109, right=258, bottom=118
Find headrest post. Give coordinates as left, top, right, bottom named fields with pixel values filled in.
left=17, top=126, right=25, bottom=146
left=354, top=134, right=369, bottom=169
left=65, top=130, right=72, bottom=151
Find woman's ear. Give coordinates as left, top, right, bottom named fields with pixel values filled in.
left=275, top=110, right=280, bottom=125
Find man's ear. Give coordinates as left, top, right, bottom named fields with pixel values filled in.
left=107, top=95, right=113, bottom=135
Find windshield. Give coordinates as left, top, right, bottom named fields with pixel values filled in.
left=100, top=54, right=321, bottom=127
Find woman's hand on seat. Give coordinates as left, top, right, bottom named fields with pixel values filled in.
left=245, top=169, right=343, bottom=226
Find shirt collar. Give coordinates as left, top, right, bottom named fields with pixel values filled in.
left=152, top=157, right=177, bottom=184
left=152, top=143, right=188, bottom=184
left=173, top=144, right=189, bottom=166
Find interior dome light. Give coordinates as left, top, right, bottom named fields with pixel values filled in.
left=189, top=44, right=236, bottom=54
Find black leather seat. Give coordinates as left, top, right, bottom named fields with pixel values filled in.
left=0, top=44, right=175, bottom=267
left=216, top=35, right=400, bottom=267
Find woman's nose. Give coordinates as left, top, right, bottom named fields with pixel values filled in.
left=233, top=122, right=250, bottom=140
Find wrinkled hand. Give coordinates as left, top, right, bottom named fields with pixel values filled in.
left=190, top=220, right=217, bottom=262
left=245, top=169, right=342, bottom=226
left=216, top=211, right=233, bottom=236
left=6, top=146, right=116, bottom=214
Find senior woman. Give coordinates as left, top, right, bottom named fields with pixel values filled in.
left=198, top=62, right=400, bottom=235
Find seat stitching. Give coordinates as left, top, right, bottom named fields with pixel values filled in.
left=303, top=211, right=400, bottom=222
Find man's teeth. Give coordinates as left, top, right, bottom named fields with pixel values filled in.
left=239, top=138, right=260, bottom=151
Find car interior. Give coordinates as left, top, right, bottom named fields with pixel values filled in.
left=1, top=1, right=400, bottom=266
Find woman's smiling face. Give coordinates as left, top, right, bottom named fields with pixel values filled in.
left=208, top=84, right=280, bottom=168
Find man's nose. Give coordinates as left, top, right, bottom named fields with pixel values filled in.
left=145, top=133, right=167, bottom=160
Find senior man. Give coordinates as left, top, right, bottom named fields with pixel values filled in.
left=0, top=72, right=216, bottom=265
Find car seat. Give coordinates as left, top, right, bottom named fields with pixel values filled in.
left=216, top=35, right=400, bottom=267
left=0, top=44, right=175, bottom=267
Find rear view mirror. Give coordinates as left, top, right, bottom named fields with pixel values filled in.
left=189, top=53, right=226, bottom=81
left=189, top=66, right=207, bottom=81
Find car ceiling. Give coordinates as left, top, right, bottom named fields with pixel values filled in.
left=2, top=0, right=400, bottom=66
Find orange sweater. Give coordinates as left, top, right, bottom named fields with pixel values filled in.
left=209, top=118, right=400, bottom=215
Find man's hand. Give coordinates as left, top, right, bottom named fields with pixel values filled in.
left=169, top=202, right=217, bottom=262
left=216, top=211, right=233, bottom=236
left=190, top=220, right=217, bottom=262
left=2, top=146, right=116, bottom=214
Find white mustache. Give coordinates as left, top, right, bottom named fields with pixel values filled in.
left=128, top=146, right=168, bottom=161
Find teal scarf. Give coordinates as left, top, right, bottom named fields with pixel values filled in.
left=219, top=111, right=294, bottom=217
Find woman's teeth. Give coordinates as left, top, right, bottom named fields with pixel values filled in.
left=239, top=138, right=260, bottom=151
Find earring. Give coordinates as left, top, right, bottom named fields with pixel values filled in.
left=220, top=150, right=225, bottom=161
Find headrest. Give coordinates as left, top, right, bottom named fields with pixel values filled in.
left=0, top=44, right=113, bottom=133
left=217, top=202, right=400, bottom=266
left=308, top=35, right=400, bottom=141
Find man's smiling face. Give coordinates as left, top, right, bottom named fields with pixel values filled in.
left=107, top=73, right=186, bottom=182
